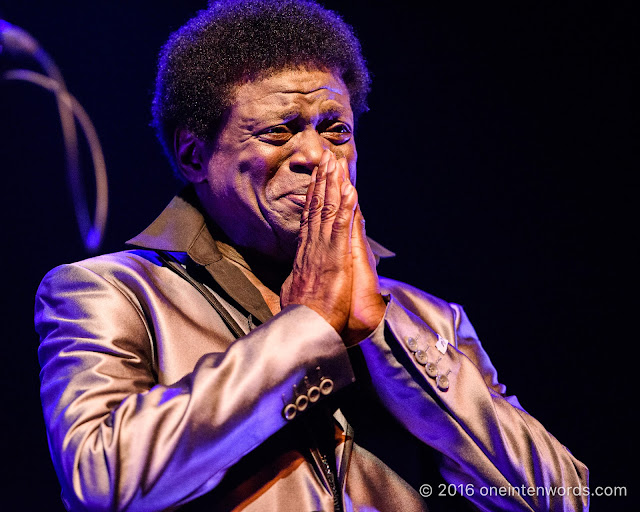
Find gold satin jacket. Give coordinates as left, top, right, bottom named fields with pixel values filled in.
left=35, top=190, right=589, bottom=511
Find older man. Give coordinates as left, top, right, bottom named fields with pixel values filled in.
left=35, top=1, right=588, bottom=511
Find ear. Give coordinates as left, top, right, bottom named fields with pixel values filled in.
left=174, top=128, right=209, bottom=183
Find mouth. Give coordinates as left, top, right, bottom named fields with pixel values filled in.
left=284, top=193, right=308, bottom=208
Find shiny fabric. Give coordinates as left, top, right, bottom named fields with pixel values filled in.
left=35, top=189, right=589, bottom=511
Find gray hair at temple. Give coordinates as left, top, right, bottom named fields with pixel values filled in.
left=151, top=0, right=371, bottom=177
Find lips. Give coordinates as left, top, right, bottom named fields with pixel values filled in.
left=280, top=184, right=310, bottom=208
left=285, top=193, right=308, bottom=208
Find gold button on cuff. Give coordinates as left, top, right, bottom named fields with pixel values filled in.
left=320, top=378, right=334, bottom=395
left=308, top=386, right=321, bottom=403
left=283, top=403, right=297, bottom=420
left=295, top=394, right=309, bottom=412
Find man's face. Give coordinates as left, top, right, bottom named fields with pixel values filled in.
left=195, top=68, right=357, bottom=261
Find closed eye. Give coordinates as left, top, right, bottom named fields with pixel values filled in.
left=257, top=121, right=353, bottom=146
left=257, top=125, right=293, bottom=145
left=321, top=122, right=352, bottom=145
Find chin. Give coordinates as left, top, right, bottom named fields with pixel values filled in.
left=254, top=210, right=301, bottom=261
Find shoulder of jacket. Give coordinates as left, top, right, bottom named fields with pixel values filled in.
left=37, top=249, right=170, bottom=294
left=48, top=249, right=162, bottom=274
left=379, top=276, right=456, bottom=312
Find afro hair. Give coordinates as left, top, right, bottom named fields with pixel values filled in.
left=151, top=0, right=371, bottom=175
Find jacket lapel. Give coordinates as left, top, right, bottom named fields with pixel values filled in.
left=127, top=187, right=274, bottom=324
left=127, top=186, right=394, bottom=327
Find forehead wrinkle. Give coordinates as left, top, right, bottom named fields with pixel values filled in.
left=250, top=81, right=347, bottom=105
left=274, top=87, right=348, bottom=108
left=279, top=84, right=345, bottom=95
left=263, top=103, right=349, bottom=121
left=277, top=87, right=350, bottom=113
left=232, top=76, right=352, bottom=130
left=231, top=68, right=349, bottom=108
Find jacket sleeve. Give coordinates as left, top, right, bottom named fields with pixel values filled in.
left=35, top=262, right=354, bottom=511
left=354, top=278, right=589, bottom=512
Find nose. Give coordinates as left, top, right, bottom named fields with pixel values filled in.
left=289, top=127, right=328, bottom=174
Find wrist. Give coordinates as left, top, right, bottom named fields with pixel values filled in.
left=343, top=296, right=387, bottom=347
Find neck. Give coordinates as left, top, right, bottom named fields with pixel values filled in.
left=234, top=246, right=292, bottom=294
left=203, top=216, right=292, bottom=293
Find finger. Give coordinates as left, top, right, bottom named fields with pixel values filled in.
left=320, top=154, right=344, bottom=241
left=338, top=157, right=349, bottom=184
left=353, top=204, right=366, bottom=241
left=332, top=156, right=356, bottom=236
left=300, top=166, right=317, bottom=229
left=352, top=205, right=377, bottom=268
left=331, top=177, right=358, bottom=251
left=307, top=149, right=332, bottom=237
left=298, top=166, right=317, bottom=252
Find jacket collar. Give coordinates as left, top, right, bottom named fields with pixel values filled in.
left=127, top=187, right=273, bottom=323
left=127, top=187, right=223, bottom=265
left=127, top=186, right=394, bottom=324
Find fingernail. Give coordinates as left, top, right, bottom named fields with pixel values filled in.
left=320, top=150, right=331, bottom=165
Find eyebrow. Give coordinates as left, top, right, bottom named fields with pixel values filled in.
left=265, top=106, right=350, bottom=124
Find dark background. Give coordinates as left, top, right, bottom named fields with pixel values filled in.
left=0, top=1, right=634, bottom=509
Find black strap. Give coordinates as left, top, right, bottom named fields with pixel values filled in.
left=156, top=250, right=246, bottom=339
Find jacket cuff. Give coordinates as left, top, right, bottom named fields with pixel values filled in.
left=274, top=305, right=356, bottom=422
left=354, top=295, right=463, bottom=415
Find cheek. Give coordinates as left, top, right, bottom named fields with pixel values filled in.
left=245, top=148, right=294, bottom=200
left=235, top=150, right=274, bottom=194
left=238, top=157, right=266, bottom=175
left=263, top=168, right=299, bottom=203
